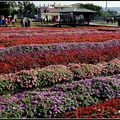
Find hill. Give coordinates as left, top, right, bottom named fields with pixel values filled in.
left=101, top=7, right=120, bottom=13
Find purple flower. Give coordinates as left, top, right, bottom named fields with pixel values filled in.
left=98, top=86, right=102, bottom=91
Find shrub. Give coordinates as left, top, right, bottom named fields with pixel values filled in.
left=36, top=65, right=73, bottom=87
left=67, top=63, right=99, bottom=80
left=102, top=61, right=120, bottom=75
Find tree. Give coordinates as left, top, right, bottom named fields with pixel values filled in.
left=78, top=3, right=103, bottom=16
left=0, top=2, right=9, bottom=8
left=8, top=1, right=19, bottom=15
left=0, top=1, right=19, bottom=17
left=8, top=1, right=18, bottom=8
left=0, top=1, right=38, bottom=18
left=17, top=1, right=38, bottom=15
left=106, top=9, right=118, bottom=16
left=0, top=2, right=10, bottom=17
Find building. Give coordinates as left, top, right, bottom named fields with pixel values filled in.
left=56, top=6, right=97, bottom=25
left=39, top=7, right=59, bottom=22
left=37, top=3, right=72, bottom=22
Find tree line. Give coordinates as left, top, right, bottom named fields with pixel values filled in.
left=0, top=1, right=38, bottom=17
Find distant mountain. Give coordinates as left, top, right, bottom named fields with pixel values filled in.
left=102, top=7, right=120, bottom=13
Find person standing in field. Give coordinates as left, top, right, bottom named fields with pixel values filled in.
left=5, top=18, right=8, bottom=27
left=11, top=18, right=15, bottom=27
left=20, top=19, right=23, bottom=27
left=25, top=18, right=28, bottom=28
left=27, top=18, right=30, bottom=27
left=7, top=17, right=10, bottom=25
left=1, top=15, right=5, bottom=25
left=106, top=17, right=110, bottom=23
left=0, top=17, right=2, bottom=27
left=29, top=18, right=34, bottom=27
left=111, top=17, right=114, bottom=23
left=23, top=17, right=26, bottom=27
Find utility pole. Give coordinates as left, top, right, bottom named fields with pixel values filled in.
left=105, top=1, right=108, bottom=18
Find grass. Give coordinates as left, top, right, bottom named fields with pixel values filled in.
left=90, top=20, right=118, bottom=26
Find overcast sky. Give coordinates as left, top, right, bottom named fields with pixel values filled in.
left=31, top=1, right=120, bottom=8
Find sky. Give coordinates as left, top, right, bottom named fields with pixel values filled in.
left=31, top=1, right=120, bottom=8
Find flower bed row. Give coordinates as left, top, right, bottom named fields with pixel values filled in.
left=0, top=39, right=120, bottom=55
left=0, top=26, right=115, bottom=37
left=0, top=25, right=114, bottom=31
left=0, top=73, right=120, bottom=118
left=0, top=27, right=120, bottom=47
left=0, top=45, right=120, bottom=74
left=0, top=58, right=119, bottom=92
left=62, top=98, right=120, bottom=118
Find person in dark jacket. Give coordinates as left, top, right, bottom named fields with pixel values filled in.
left=25, top=19, right=28, bottom=28
left=20, top=19, right=23, bottom=27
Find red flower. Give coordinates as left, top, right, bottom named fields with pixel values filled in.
left=62, top=98, right=120, bottom=118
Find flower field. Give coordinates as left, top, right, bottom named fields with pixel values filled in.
left=0, top=26, right=120, bottom=118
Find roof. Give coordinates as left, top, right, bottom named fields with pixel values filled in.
left=56, top=6, right=97, bottom=13
left=40, top=8, right=59, bottom=13
left=54, top=4, right=72, bottom=8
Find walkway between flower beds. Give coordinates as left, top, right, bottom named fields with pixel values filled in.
left=0, top=22, right=118, bottom=28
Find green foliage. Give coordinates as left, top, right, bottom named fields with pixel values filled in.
left=1, top=102, right=24, bottom=118
left=0, top=80, right=10, bottom=91
left=17, top=1, right=38, bottom=15
left=37, top=69, right=54, bottom=87
left=78, top=3, right=103, bottom=16
left=68, top=63, right=98, bottom=80
left=46, top=65, right=73, bottom=82
left=0, top=2, right=10, bottom=17
left=102, top=62, right=120, bottom=75
left=36, top=66, right=73, bottom=87
left=14, top=70, right=38, bottom=89
left=106, top=9, right=118, bottom=17
left=0, top=2, right=10, bottom=8
left=0, top=1, right=37, bottom=17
